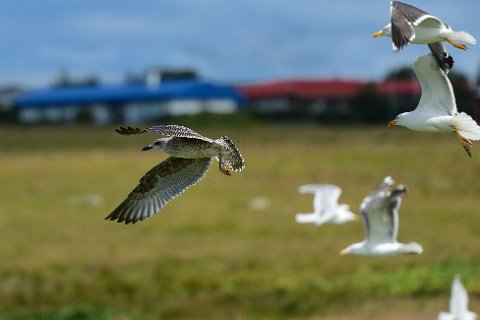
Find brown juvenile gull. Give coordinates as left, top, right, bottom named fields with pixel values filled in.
left=373, top=1, right=476, bottom=73
left=106, top=125, right=245, bottom=224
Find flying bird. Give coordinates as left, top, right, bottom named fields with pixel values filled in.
left=340, top=176, right=423, bottom=256
left=106, top=125, right=245, bottom=224
left=438, top=274, right=477, bottom=320
left=388, top=54, right=480, bottom=157
left=295, top=184, right=357, bottom=226
left=373, top=1, right=476, bottom=73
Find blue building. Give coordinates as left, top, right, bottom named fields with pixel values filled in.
left=12, top=79, right=244, bottom=124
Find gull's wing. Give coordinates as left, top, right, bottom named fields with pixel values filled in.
left=360, top=177, right=394, bottom=213
left=413, top=54, right=457, bottom=114
left=320, top=185, right=342, bottom=214
left=298, top=184, right=339, bottom=215
left=450, top=275, right=472, bottom=317
left=106, top=157, right=212, bottom=224
left=116, top=125, right=210, bottom=141
left=390, top=1, right=432, bottom=51
left=428, top=43, right=454, bottom=74
left=360, top=177, right=404, bottom=244
left=299, top=185, right=324, bottom=213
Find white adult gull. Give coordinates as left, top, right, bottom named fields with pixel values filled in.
left=373, top=1, right=476, bottom=73
left=106, top=125, right=245, bottom=224
left=438, top=274, right=477, bottom=320
left=388, top=53, right=480, bottom=157
left=340, top=176, right=423, bottom=256
left=295, top=184, right=357, bottom=226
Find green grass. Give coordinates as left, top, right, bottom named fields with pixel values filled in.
left=0, top=121, right=479, bottom=319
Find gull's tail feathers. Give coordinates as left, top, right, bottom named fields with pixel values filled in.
left=218, top=136, right=245, bottom=172
left=295, top=212, right=320, bottom=224
left=448, top=31, right=477, bottom=45
left=454, top=112, right=480, bottom=141
left=437, top=312, right=455, bottom=320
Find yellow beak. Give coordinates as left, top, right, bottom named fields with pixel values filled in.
left=372, top=31, right=383, bottom=38
left=339, top=249, right=348, bottom=256
left=388, top=120, right=397, bottom=127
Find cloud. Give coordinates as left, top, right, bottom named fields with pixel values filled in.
left=1, top=0, right=479, bottom=86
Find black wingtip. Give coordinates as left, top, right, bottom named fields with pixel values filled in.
left=115, top=126, right=147, bottom=136
left=445, top=55, right=454, bottom=70
left=462, top=145, right=472, bottom=158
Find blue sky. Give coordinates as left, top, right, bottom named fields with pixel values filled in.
left=1, top=0, right=479, bottom=87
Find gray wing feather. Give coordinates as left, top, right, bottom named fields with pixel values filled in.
left=428, top=43, right=454, bottom=73
left=146, top=125, right=209, bottom=140
left=106, top=157, right=212, bottom=224
left=392, top=1, right=429, bottom=23
left=116, top=124, right=211, bottom=141
left=390, top=1, right=430, bottom=51
left=360, top=177, right=401, bottom=244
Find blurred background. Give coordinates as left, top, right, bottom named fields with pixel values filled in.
left=1, top=1, right=480, bottom=319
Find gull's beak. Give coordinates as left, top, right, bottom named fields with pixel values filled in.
left=372, top=31, right=383, bottom=38
left=339, top=249, right=348, bottom=256
left=388, top=120, right=397, bottom=127
left=142, top=145, right=153, bottom=151
left=352, top=214, right=360, bottom=221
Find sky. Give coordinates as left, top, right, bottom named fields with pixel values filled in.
left=1, top=0, right=479, bottom=87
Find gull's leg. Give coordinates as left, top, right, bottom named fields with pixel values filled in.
left=456, top=132, right=472, bottom=157
left=444, top=37, right=469, bottom=50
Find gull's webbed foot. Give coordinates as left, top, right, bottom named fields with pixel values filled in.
left=445, top=38, right=469, bottom=51
left=456, top=133, right=472, bottom=158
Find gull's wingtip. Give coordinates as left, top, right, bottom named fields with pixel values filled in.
left=115, top=126, right=147, bottom=136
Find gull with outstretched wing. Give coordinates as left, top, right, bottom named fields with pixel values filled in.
left=106, top=125, right=245, bottom=224
left=373, top=1, right=476, bottom=73
left=340, top=176, right=422, bottom=256
left=295, top=184, right=357, bottom=226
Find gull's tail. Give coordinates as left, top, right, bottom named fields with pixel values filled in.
left=295, top=212, right=320, bottom=224
left=218, top=136, right=245, bottom=172
left=448, top=31, right=477, bottom=45
left=453, top=113, right=480, bottom=141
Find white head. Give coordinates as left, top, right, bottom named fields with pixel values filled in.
left=142, top=138, right=169, bottom=151
left=372, top=24, right=392, bottom=38
left=388, top=112, right=411, bottom=128
left=398, top=242, right=423, bottom=255
left=332, top=205, right=358, bottom=224
left=340, top=241, right=368, bottom=256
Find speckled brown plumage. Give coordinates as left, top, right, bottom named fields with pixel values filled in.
left=106, top=124, right=245, bottom=224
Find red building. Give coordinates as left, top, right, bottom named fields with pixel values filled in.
left=237, top=78, right=421, bottom=120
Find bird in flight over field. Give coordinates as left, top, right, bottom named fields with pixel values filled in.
left=295, top=184, right=357, bottom=226
left=373, top=1, right=476, bottom=73
left=388, top=54, right=480, bottom=157
left=340, top=176, right=423, bottom=256
left=438, top=274, right=477, bottom=320
left=106, top=125, right=245, bottom=224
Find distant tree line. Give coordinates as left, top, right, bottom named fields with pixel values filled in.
left=0, top=66, right=478, bottom=125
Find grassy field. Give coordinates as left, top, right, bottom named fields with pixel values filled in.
left=1, top=119, right=480, bottom=319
